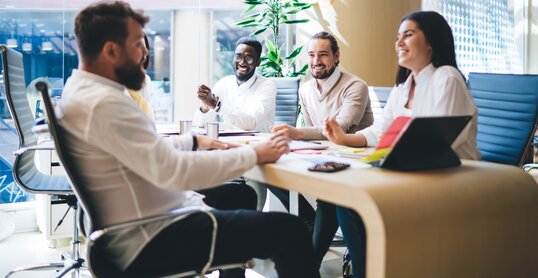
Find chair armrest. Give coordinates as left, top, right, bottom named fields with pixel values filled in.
left=13, top=142, right=55, bottom=156
left=89, top=206, right=211, bottom=242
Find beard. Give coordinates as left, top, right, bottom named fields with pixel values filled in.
left=235, top=67, right=256, bottom=82
left=115, top=59, right=146, bottom=90
left=311, top=64, right=336, bottom=80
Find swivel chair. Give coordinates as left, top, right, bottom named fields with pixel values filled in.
left=37, top=81, right=254, bottom=277
left=271, top=77, right=300, bottom=126
left=1, top=45, right=85, bottom=278
left=468, top=72, right=538, bottom=166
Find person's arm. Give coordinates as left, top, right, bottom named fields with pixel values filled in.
left=89, top=97, right=258, bottom=192
left=301, top=79, right=371, bottom=140
left=219, top=79, right=276, bottom=131
left=333, top=80, right=370, bottom=131
left=193, top=82, right=220, bottom=127
left=429, top=69, right=476, bottom=150
left=324, top=118, right=367, bottom=147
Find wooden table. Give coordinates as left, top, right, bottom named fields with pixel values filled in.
left=243, top=142, right=538, bottom=278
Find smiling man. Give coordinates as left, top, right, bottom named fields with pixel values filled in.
left=272, top=31, right=373, bottom=139
left=194, top=37, right=276, bottom=132
left=269, top=31, right=374, bottom=271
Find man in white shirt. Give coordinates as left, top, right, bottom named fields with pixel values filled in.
left=61, top=2, right=319, bottom=278
left=194, top=37, right=276, bottom=132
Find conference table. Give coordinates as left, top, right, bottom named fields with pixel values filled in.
left=241, top=141, right=538, bottom=278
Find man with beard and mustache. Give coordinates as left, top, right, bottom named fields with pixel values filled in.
left=269, top=31, right=374, bottom=271
left=59, top=2, right=319, bottom=278
left=194, top=37, right=276, bottom=133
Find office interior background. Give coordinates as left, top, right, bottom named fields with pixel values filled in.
left=0, top=0, right=537, bottom=245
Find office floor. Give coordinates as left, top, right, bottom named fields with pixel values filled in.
left=0, top=231, right=345, bottom=278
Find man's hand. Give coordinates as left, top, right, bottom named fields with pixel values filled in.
left=195, top=135, right=230, bottom=150
left=254, top=132, right=290, bottom=164
left=323, top=118, right=346, bottom=145
left=197, top=84, right=218, bottom=113
left=271, top=124, right=304, bottom=140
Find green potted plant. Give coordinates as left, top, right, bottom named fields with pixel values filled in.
left=236, top=0, right=314, bottom=126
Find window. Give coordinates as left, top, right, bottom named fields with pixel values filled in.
left=423, top=0, right=525, bottom=76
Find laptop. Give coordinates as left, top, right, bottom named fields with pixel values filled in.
left=376, top=115, right=472, bottom=171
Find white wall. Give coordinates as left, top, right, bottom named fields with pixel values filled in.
left=172, top=10, right=211, bottom=121
left=529, top=0, right=538, bottom=73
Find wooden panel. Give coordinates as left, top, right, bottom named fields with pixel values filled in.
left=298, top=0, right=421, bottom=86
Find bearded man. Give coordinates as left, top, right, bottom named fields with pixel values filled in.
left=194, top=37, right=276, bottom=133
left=269, top=31, right=374, bottom=270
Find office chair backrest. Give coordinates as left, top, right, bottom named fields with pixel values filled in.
left=271, top=77, right=300, bottom=126
left=0, top=45, right=71, bottom=194
left=468, top=72, right=538, bottom=166
left=368, top=86, right=391, bottom=121
left=37, top=82, right=95, bottom=225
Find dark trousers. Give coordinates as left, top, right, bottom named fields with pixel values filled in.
left=126, top=183, right=320, bottom=278
left=267, top=185, right=339, bottom=269
left=336, top=206, right=366, bottom=278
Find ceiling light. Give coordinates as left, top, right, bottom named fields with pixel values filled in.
left=6, top=38, right=17, bottom=48
left=22, top=42, right=32, bottom=52
left=41, top=41, right=53, bottom=51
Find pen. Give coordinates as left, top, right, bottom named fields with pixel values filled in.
left=309, top=141, right=322, bottom=144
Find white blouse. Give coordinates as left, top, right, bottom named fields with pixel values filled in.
left=358, top=64, right=481, bottom=160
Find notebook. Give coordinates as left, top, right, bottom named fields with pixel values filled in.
left=289, top=140, right=329, bottom=151
left=372, top=115, right=472, bottom=171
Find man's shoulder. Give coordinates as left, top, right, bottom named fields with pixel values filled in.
left=339, top=71, right=367, bottom=86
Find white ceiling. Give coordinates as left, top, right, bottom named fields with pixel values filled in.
left=0, top=0, right=245, bottom=10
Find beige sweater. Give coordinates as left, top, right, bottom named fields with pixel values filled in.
left=299, top=68, right=374, bottom=139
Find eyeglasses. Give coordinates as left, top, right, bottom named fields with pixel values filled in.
left=233, top=54, right=255, bottom=65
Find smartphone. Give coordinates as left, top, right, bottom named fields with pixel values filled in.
left=308, top=162, right=350, bottom=173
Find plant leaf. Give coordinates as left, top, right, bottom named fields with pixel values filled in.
left=236, top=18, right=257, bottom=26
left=285, top=46, right=303, bottom=60
left=242, top=4, right=258, bottom=14
left=251, top=27, right=268, bottom=36
left=282, top=19, right=310, bottom=24
left=244, top=0, right=263, bottom=5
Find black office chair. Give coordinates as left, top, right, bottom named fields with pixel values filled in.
left=37, top=81, right=254, bottom=277
left=1, top=45, right=85, bottom=278
left=468, top=72, right=538, bottom=166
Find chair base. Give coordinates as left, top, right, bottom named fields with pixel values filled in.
left=5, top=258, right=85, bottom=278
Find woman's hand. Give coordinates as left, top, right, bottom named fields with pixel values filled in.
left=323, top=118, right=346, bottom=145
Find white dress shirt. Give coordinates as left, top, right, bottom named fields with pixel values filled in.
left=60, top=70, right=258, bottom=270
left=194, top=74, right=276, bottom=132
left=358, top=64, right=481, bottom=160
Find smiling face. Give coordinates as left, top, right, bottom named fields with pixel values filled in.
left=114, top=18, right=148, bottom=90
left=307, top=38, right=339, bottom=80
left=395, top=20, right=432, bottom=75
left=233, top=44, right=259, bottom=82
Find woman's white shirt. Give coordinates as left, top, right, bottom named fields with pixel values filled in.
left=358, top=64, right=481, bottom=160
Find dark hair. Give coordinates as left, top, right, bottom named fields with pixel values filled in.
left=395, top=11, right=459, bottom=85
left=142, top=34, right=150, bottom=70
left=235, top=37, right=262, bottom=59
left=75, top=1, right=149, bottom=63
left=310, top=31, right=340, bottom=65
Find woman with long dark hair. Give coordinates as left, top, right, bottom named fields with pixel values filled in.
left=324, top=11, right=480, bottom=278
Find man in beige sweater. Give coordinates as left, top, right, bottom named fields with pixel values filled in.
left=270, top=31, right=373, bottom=269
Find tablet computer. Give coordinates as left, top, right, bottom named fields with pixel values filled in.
left=378, top=115, right=472, bottom=171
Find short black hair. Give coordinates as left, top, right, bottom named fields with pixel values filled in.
left=395, top=11, right=460, bottom=85
left=75, top=1, right=149, bottom=63
left=235, top=37, right=262, bottom=59
left=311, top=31, right=340, bottom=54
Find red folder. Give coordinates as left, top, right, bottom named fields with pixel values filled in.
left=376, top=116, right=413, bottom=150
